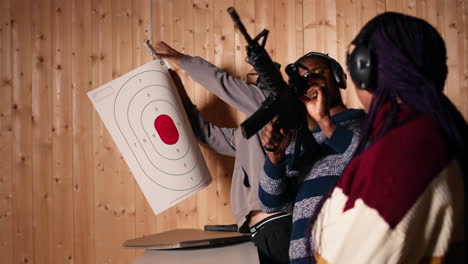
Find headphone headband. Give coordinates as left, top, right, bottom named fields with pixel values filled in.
left=291, top=52, right=347, bottom=89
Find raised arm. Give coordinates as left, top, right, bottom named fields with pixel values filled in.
left=169, top=69, right=237, bottom=157
left=155, top=41, right=268, bottom=116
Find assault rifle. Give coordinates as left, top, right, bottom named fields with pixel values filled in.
left=228, top=7, right=319, bottom=162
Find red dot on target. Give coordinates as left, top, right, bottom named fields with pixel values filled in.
left=154, top=114, right=179, bottom=145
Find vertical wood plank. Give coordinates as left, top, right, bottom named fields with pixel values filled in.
left=336, top=0, right=358, bottom=106
left=213, top=0, right=236, bottom=225
left=416, top=0, right=439, bottom=27
left=214, top=0, right=235, bottom=75
left=275, top=0, right=300, bottom=69
left=234, top=0, right=254, bottom=123
left=11, top=0, right=34, bottom=263
left=462, top=0, right=468, bottom=119
left=386, top=0, right=406, bottom=13
left=91, top=0, right=134, bottom=263
left=443, top=0, right=463, bottom=116
left=234, top=0, right=254, bottom=79
left=153, top=0, right=179, bottom=232
left=171, top=0, right=195, bottom=106
left=378, top=0, right=386, bottom=13
left=406, top=0, right=418, bottom=15
left=91, top=0, right=123, bottom=262
left=193, top=0, right=219, bottom=228
left=132, top=0, right=157, bottom=244
left=303, top=0, right=319, bottom=53
left=172, top=0, right=201, bottom=229
left=357, top=0, right=384, bottom=27
left=435, top=1, right=446, bottom=34
left=31, top=0, right=54, bottom=263
left=324, top=0, right=338, bottom=59
left=72, top=0, right=95, bottom=263
left=255, top=0, right=277, bottom=60
left=51, top=0, right=75, bottom=262
left=455, top=0, right=467, bottom=118
left=302, top=0, right=337, bottom=55
left=102, top=0, right=136, bottom=261
left=0, top=0, right=13, bottom=262
left=315, top=0, right=326, bottom=52
left=295, top=0, right=304, bottom=58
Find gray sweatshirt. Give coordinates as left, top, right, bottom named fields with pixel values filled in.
left=179, top=55, right=269, bottom=228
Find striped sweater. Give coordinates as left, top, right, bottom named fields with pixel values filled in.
left=312, top=104, right=465, bottom=264
left=259, top=109, right=365, bottom=264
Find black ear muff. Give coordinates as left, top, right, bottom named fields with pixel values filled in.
left=328, top=58, right=347, bottom=89
left=346, top=43, right=375, bottom=90
left=285, top=63, right=296, bottom=77
left=346, top=16, right=382, bottom=91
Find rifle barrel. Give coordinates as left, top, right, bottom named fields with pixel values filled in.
left=227, top=7, right=254, bottom=45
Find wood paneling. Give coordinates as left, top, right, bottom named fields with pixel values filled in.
left=1, top=0, right=466, bottom=263
left=0, top=0, right=13, bottom=263
left=234, top=0, right=255, bottom=123
left=193, top=0, right=218, bottom=229
left=71, top=0, right=95, bottom=263
left=12, top=0, right=34, bottom=263
left=153, top=0, right=178, bottom=233
left=31, top=0, right=53, bottom=263
left=132, top=0, right=156, bottom=246
left=51, top=0, right=74, bottom=262
left=213, top=0, right=236, bottom=225
left=443, top=0, right=466, bottom=117
left=276, top=0, right=302, bottom=72
left=91, top=0, right=137, bottom=262
left=173, top=0, right=199, bottom=229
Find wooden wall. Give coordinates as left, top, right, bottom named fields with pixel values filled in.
left=0, top=0, right=466, bottom=263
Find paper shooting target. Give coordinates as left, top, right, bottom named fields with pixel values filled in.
left=114, top=69, right=205, bottom=191
left=88, top=60, right=211, bottom=214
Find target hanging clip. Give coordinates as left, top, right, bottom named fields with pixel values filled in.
left=144, top=40, right=170, bottom=68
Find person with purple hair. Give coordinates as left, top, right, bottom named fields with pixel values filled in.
left=311, top=12, right=467, bottom=263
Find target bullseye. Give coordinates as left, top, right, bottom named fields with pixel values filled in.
left=154, top=114, right=179, bottom=145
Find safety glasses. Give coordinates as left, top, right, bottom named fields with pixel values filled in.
left=301, top=66, right=330, bottom=79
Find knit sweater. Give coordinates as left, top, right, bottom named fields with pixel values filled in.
left=259, top=109, right=365, bottom=264
left=312, top=104, right=465, bottom=264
